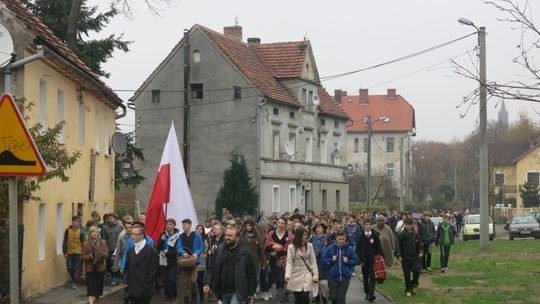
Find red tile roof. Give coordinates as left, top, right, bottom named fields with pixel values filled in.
left=340, top=92, right=415, bottom=133
left=1, top=0, right=122, bottom=106
left=254, top=41, right=307, bottom=78
left=317, top=87, right=348, bottom=120
left=200, top=26, right=299, bottom=106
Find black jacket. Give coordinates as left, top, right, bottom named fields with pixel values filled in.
left=204, top=243, right=256, bottom=302
left=156, top=229, right=180, bottom=267
left=125, top=244, right=159, bottom=299
left=395, top=229, right=423, bottom=259
left=356, top=230, right=384, bottom=265
left=420, top=219, right=436, bottom=243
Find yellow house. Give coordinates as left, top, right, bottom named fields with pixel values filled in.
left=0, top=1, right=125, bottom=297
left=491, top=143, right=540, bottom=209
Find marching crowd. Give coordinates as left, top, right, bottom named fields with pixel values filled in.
left=62, top=208, right=464, bottom=304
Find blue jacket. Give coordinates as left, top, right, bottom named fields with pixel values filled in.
left=344, top=224, right=363, bottom=247
left=120, top=236, right=154, bottom=270
left=322, top=243, right=359, bottom=282
left=310, top=234, right=330, bottom=279
left=178, top=232, right=204, bottom=265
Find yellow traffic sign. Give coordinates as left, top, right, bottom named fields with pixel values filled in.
left=0, top=93, right=46, bottom=176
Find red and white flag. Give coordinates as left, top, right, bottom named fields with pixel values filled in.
left=145, top=122, right=199, bottom=243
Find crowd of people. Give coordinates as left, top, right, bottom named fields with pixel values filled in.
left=62, top=207, right=465, bottom=304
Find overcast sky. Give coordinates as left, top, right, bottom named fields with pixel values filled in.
left=92, top=0, right=540, bottom=142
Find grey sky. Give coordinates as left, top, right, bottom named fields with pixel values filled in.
left=93, top=0, right=540, bottom=142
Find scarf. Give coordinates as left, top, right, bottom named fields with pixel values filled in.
left=134, top=239, right=146, bottom=255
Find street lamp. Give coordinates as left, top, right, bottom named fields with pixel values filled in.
left=364, top=115, right=390, bottom=206
left=459, top=17, right=489, bottom=250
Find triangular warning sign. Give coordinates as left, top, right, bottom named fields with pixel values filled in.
left=0, top=93, right=46, bottom=176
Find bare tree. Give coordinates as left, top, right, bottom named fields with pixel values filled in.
left=112, top=0, right=178, bottom=18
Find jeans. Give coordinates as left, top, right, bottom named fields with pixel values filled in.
left=421, top=242, right=433, bottom=269
left=160, top=265, right=177, bottom=299
left=66, top=254, right=81, bottom=283
left=222, top=292, right=239, bottom=304
left=440, top=245, right=451, bottom=268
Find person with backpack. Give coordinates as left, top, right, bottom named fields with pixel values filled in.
left=322, top=230, right=358, bottom=304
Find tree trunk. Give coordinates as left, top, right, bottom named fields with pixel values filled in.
left=67, top=0, right=83, bottom=50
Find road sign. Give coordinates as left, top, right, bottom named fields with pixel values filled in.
left=0, top=93, right=46, bottom=176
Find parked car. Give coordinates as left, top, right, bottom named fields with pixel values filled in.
left=430, top=216, right=443, bottom=231
left=528, top=212, right=540, bottom=224
left=462, top=214, right=495, bottom=241
left=508, top=214, right=540, bottom=240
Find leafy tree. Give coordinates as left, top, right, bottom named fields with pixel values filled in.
left=519, top=182, right=540, bottom=208
left=22, top=0, right=131, bottom=77
left=214, top=152, right=258, bottom=217
left=114, top=132, right=145, bottom=190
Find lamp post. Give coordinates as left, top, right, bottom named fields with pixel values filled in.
left=459, top=17, right=489, bottom=250
left=364, top=115, right=390, bottom=206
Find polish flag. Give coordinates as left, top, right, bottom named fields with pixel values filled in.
left=145, top=122, right=199, bottom=243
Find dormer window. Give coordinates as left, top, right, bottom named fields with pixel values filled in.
left=193, top=50, right=201, bottom=63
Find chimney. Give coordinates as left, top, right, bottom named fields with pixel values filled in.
left=335, top=89, right=342, bottom=103
left=386, top=88, right=397, bottom=99
left=359, top=89, right=369, bottom=104
left=247, top=37, right=261, bottom=45
left=223, top=26, right=243, bottom=41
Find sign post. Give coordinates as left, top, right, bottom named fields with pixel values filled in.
left=0, top=93, right=46, bottom=303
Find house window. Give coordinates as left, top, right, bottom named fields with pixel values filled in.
left=39, top=79, right=47, bottom=130
left=387, top=163, right=394, bottom=176
left=495, top=173, right=505, bottom=185
left=527, top=172, right=539, bottom=185
left=56, top=90, right=64, bottom=144
left=151, top=89, right=161, bottom=104
left=272, top=185, right=281, bottom=213
left=320, top=119, right=326, bottom=126
left=233, top=86, right=242, bottom=100
left=334, top=121, right=339, bottom=129
left=192, top=49, right=201, bottom=63
left=289, top=133, right=296, bottom=161
left=56, top=203, right=64, bottom=255
left=333, top=142, right=341, bottom=166
left=38, top=203, right=46, bottom=260
left=308, top=90, right=314, bottom=110
left=301, top=89, right=307, bottom=106
left=273, top=131, right=280, bottom=160
left=354, top=138, right=359, bottom=153
left=322, top=189, right=327, bottom=211
left=306, top=136, right=313, bottom=162
left=364, top=138, right=369, bottom=153
left=320, top=139, right=327, bottom=164
left=104, top=116, right=110, bottom=156
left=336, top=190, right=341, bottom=212
left=289, top=186, right=297, bottom=212
left=95, top=110, right=100, bottom=153
left=79, top=100, right=85, bottom=145
left=191, top=83, right=203, bottom=99
left=273, top=108, right=279, bottom=115
left=290, top=112, right=295, bottom=119
left=387, top=137, right=395, bottom=152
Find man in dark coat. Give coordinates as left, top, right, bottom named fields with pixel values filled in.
left=124, top=226, right=159, bottom=304
left=203, top=226, right=256, bottom=304
left=395, top=218, right=423, bottom=297
left=356, top=218, right=383, bottom=303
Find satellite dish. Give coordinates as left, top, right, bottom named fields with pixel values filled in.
left=285, top=140, right=295, bottom=156
left=111, top=132, right=128, bottom=155
left=346, top=163, right=354, bottom=173
left=119, top=158, right=135, bottom=179
left=0, top=24, right=14, bottom=68
left=312, top=95, right=320, bottom=106
left=332, top=148, right=341, bottom=159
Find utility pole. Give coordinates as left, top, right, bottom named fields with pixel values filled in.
left=366, top=116, right=372, bottom=206
left=454, top=167, right=458, bottom=201
left=478, top=26, right=489, bottom=251
left=183, top=29, right=191, bottom=184
left=399, top=136, right=404, bottom=211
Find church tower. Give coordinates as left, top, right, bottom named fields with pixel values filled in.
left=498, top=100, right=509, bottom=128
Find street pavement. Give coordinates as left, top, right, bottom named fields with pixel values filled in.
left=106, top=275, right=392, bottom=303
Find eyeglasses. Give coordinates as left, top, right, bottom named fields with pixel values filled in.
left=132, top=233, right=143, bottom=236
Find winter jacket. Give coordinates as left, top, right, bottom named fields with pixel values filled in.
left=81, top=239, right=108, bottom=272
left=124, top=243, right=158, bottom=299
left=120, top=235, right=154, bottom=270
left=204, top=244, right=257, bottom=302
left=62, top=226, right=84, bottom=255
left=344, top=224, right=363, bottom=247
left=285, top=243, right=319, bottom=292
left=322, top=243, right=358, bottom=282
left=420, top=219, right=436, bottom=244
left=356, top=230, right=384, bottom=266
left=240, top=231, right=265, bottom=269
left=395, top=229, right=423, bottom=259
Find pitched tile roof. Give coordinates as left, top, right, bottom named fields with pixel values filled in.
left=1, top=0, right=122, bottom=107
left=317, top=87, right=348, bottom=120
left=490, top=143, right=532, bottom=166
left=340, top=92, right=415, bottom=133
left=200, top=25, right=299, bottom=106
left=254, top=41, right=308, bottom=78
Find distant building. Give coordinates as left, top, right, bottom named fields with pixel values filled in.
left=498, top=100, right=509, bottom=128
left=0, top=0, right=124, bottom=297
left=337, top=89, right=415, bottom=203
left=132, top=25, right=350, bottom=216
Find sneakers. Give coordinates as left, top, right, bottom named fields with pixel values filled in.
left=263, top=291, right=270, bottom=301
left=427, top=267, right=431, bottom=272
left=405, top=292, right=412, bottom=297
left=70, top=282, right=78, bottom=289
left=441, top=267, right=447, bottom=273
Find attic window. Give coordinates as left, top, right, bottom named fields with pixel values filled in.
left=191, top=83, right=203, bottom=99
left=306, top=63, right=309, bottom=69
left=193, top=50, right=201, bottom=63
left=233, top=86, right=242, bottom=100
left=290, top=112, right=295, bottom=119
left=273, top=108, right=279, bottom=115
left=334, top=121, right=339, bottom=129
left=320, top=119, right=326, bottom=126
left=151, top=89, right=161, bottom=104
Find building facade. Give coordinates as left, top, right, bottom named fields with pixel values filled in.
left=132, top=25, right=349, bottom=217
left=338, top=89, right=415, bottom=204
left=0, top=1, right=124, bottom=297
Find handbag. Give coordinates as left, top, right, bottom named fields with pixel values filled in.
left=374, top=254, right=387, bottom=283
left=177, top=247, right=197, bottom=269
